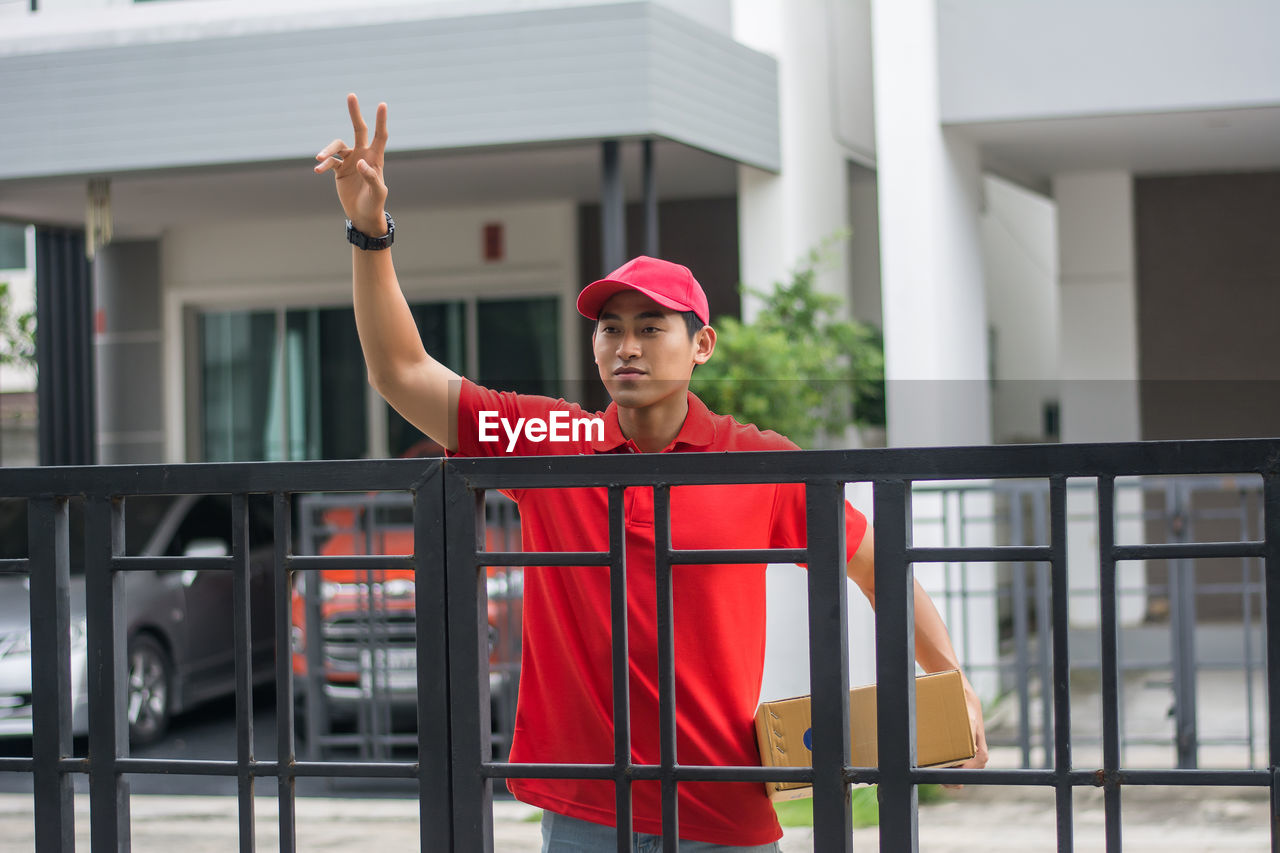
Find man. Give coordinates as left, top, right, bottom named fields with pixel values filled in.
left=316, top=94, right=988, bottom=851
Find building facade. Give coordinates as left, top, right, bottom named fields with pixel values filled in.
left=2, top=0, right=1277, bottom=700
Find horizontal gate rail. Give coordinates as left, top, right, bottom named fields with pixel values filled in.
left=0, top=437, right=1277, bottom=851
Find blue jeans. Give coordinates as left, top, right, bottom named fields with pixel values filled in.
left=540, top=810, right=783, bottom=853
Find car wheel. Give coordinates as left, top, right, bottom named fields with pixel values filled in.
left=127, top=635, right=172, bottom=746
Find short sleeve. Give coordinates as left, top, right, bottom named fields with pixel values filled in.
left=769, top=483, right=868, bottom=565
left=449, top=378, right=595, bottom=458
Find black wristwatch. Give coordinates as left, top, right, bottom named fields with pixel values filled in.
left=346, top=212, right=395, bottom=250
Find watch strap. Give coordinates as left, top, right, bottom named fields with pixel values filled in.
left=346, top=212, right=395, bottom=250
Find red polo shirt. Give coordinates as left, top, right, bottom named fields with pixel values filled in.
left=452, top=380, right=867, bottom=845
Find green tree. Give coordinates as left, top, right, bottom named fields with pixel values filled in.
left=691, top=243, right=884, bottom=448
left=0, top=280, right=37, bottom=370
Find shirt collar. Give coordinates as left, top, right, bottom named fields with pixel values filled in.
left=591, top=392, right=717, bottom=453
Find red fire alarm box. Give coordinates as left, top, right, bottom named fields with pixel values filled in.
left=483, top=223, right=504, bottom=262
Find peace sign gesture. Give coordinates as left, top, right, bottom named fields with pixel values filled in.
left=315, top=93, right=390, bottom=237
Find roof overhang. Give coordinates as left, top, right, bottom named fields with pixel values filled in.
left=946, top=105, right=1280, bottom=194
left=0, top=0, right=776, bottom=231
left=937, top=0, right=1280, bottom=190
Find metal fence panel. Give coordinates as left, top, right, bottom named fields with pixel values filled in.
left=2, top=441, right=1279, bottom=851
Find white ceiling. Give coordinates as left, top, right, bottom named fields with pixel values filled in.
left=0, top=139, right=740, bottom=238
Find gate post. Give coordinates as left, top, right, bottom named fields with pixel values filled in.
left=415, top=462, right=456, bottom=850
left=444, top=465, right=494, bottom=852
left=873, top=479, right=918, bottom=853
left=29, top=497, right=75, bottom=852
left=85, top=497, right=130, bottom=852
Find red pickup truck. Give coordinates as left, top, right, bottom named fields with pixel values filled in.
left=290, top=490, right=522, bottom=757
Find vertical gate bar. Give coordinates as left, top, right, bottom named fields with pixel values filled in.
left=1239, top=491, right=1258, bottom=767
left=957, top=491, right=973, bottom=670
left=654, top=485, right=679, bottom=852
left=273, top=493, right=297, bottom=853
left=601, top=140, right=625, bottom=275
left=445, top=470, right=493, bottom=852
left=1034, top=488, right=1053, bottom=768
left=642, top=139, right=659, bottom=258
left=1171, top=559, right=1200, bottom=768
left=939, top=492, right=955, bottom=646
left=1173, top=483, right=1199, bottom=769
left=871, top=480, right=910, bottom=853
left=607, top=487, right=634, bottom=852
left=415, top=466, right=454, bottom=851
left=358, top=504, right=380, bottom=760
left=86, top=497, right=130, bottom=852
left=300, top=502, right=327, bottom=761
left=1049, top=476, right=1073, bottom=852
left=29, top=496, right=74, bottom=852
left=230, top=494, right=256, bottom=853
left=1010, top=494, right=1032, bottom=768
left=1262, top=474, right=1280, bottom=852
left=369, top=504, right=391, bottom=761
left=1098, top=478, right=1123, bottom=852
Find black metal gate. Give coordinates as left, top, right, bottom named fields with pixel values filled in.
left=1, top=438, right=1278, bottom=852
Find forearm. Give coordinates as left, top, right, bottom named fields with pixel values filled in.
left=351, top=246, right=461, bottom=448
left=351, top=246, right=429, bottom=389
left=911, top=580, right=963, bottom=674
left=846, top=525, right=988, bottom=770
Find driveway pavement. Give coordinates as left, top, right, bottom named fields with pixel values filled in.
left=0, top=779, right=1271, bottom=852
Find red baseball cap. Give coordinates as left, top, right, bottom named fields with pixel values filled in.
left=577, top=256, right=710, bottom=326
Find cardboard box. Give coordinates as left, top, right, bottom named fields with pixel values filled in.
left=754, top=670, right=975, bottom=801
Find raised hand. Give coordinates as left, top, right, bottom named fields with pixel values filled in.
left=314, top=94, right=389, bottom=236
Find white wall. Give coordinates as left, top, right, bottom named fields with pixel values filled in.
left=846, top=163, right=882, bottom=329
left=871, top=0, right=991, bottom=448
left=981, top=175, right=1059, bottom=443
left=733, top=0, right=868, bottom=318
left=160, top=200, right=579, bottom=462
left=733, top=0, right=886, bottom=703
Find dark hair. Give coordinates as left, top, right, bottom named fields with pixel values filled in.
left=595, top=309, right=707, bottom=339
left=679, top=310, right=706, bottom=339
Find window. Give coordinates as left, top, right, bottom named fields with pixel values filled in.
left=477, top=297, right=560, bottom=397
left=198, top=296, right=561, bottom=462
left=200, top=307, right=366, bottom=462
left=0, top=224, right=27, bottom=271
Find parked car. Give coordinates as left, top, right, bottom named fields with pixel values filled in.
left=290, top=489, right=523, bottom=753
left=0, top=494, right=277, bottom=745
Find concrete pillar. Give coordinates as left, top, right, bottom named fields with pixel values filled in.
left=1054, top=171, right=1145, bottom=628
left=868, top=0, right=997, bottom=699
left=95, top=240, right=166, bottom=464
left=733, top=0, right=854, bottom=321
left=870, top=0, right=992, bottom=449
left=733, top=0, right=878, bottom=702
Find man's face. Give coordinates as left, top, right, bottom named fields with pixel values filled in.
left=592, top=290, right=714, bottom=410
